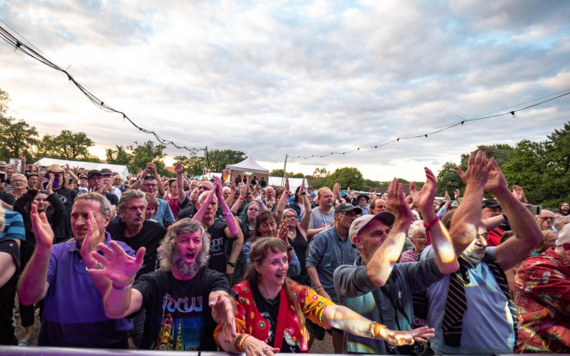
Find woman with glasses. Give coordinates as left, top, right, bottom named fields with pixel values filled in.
left=276, top=177, right=312, bottom=284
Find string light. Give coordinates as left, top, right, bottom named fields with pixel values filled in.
left=288, top=89, right=570, bottom=161
left=0, top=24, right=206, bottom=156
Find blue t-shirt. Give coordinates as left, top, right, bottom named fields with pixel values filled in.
left=0, top=210, right=25, bottom=241
left=154, top=199, right=175, bottom=226
left=422, top=246, right=515, bottom=355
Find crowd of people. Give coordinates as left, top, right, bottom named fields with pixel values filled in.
left=0, top=151, right=569, bottom=354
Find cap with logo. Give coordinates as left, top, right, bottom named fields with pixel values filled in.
left=348, top=211, right=396, bottom=244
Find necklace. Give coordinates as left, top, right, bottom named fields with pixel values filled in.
left=259, top=286, right=280, bottom=305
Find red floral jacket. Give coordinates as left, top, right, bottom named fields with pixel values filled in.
left=515, top=248, right=570, bottom=353
left=215, top=281, right=334, bottom=352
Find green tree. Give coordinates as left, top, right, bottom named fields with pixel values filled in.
left=106, top=145, right=134, bottom=166
left=0, top=88, right=9, bottom=115
left=173, top=154, right=205, bottom=176
left=324, top=167, right=366, bottom=190
left=37, top=130, right=100, bottom=162
left=127, top=140, right=168, bottom=175
left=459, top=144, right=514, bottom=168
left=205, top=149, right=246, bottom=172
left=269, top=169, right=304, bottom=178
left=436, top=162, right=465, bottom=196
left=0, top=116, right=39, bottom=161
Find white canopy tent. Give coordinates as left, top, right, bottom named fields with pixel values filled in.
left=226, top=156, right=269, bottom=183
left=34, top=158, right=130, bottom=180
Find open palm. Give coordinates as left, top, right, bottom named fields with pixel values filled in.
left=89, top=241, right=145, bottom=286
left=31, top=201, right=54, bottom=248
left=410, top=167, right=437, bottom=212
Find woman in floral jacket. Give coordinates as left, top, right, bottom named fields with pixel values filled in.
left=215, top=237, right=434, bottom=356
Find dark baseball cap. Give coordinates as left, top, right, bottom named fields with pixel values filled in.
left=482, top=199, right=501, bottom=209
left=335, top=203, right=363, bottom=215
left=87, top=170, right=102, bottom=179
left=357, top=194, right=369, bottom=202
left=101, top=168, right=113, bottom=176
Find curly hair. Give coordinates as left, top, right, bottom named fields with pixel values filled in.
left=158, top=218, right=210, bottom=272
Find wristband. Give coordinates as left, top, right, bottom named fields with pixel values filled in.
left=227, top=261, right=236, bottom=268
left=239, top=197, right=244, bottom=200
left=369, top=321, right=386, bottom=340
left=112, top=278, right=134, bottom=290
left=235, top=334, right=251, bottom=352
left=423, top=217, right=440, bottom=245
left=315, top=285, right=323, bottom=290
left=224, top=211, right=232, bottom=217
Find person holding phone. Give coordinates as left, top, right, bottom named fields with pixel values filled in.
left=45, top=164, right=77, bottom=244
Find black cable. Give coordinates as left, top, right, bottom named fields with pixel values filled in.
left=290, top=89, right=570, bottom=161
left=0, top=24, right=205, bottom=155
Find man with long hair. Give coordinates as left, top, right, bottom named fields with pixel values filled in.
left=91, top=218, right=237, bottom=351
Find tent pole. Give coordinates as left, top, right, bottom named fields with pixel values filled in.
left=281, top=154, right=288, bottom=187
left=203, top=146, right=208, bottom=178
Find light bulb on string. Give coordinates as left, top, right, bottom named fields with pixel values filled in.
left=510, top=111, right=516, bottom=118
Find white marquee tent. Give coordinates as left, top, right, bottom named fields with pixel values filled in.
left=226, top=156, right=269, bottom=183
left=34, top=158, right=130, bottom=180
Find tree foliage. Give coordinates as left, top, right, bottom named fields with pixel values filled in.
left=37, top=130, right=100, bottom=162
left=269, top=169, right=304, bottom=178
left=127, top=140, right=168, bottom=176
left=324, top=167, right=366, bottom=190
left=205, top=149, right=246, bottom=173
left=173, top=154, right=205, bottom=176
left=106, top=145, right=134, bottom=166
left=0, top=116, right=39, bottom=161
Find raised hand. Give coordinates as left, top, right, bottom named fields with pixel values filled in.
left=89, top=241, right=145, bottom=287
left=80, top=212, right=103, bottom=267
left=284, top=175, right=290, bottom=193
left=512, top=185, right=527, bottom=203
left=212, top=176, right=223, bottom=198
left=445, top=191, right=451, bottom=204
left=453, top=151, right=493, bottom=188
left=31, top=201, right=54, bottom=249
left=175, top=162, right=185, bottom=175
left=379, top=326, right=435, bottom=346
left=147, top=162, right=157, bottom=175
left=483, top=159, right=508, bottom=196
left=46, top=173, right=55, bottom=195
left=387, top=178, right=414, bottom=222
left=209, top=291, right=236, bottom=343
left=409, top=168, right=437, bottom=215
left=299, top=177, right=306, bottom=195
left=277, top=219, right=288, bottom=242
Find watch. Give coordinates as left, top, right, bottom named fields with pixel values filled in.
left=227, top=261, right=236, bottom=268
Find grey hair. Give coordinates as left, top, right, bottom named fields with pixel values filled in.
left=408, top=220, right=426, bottom=238
left=222, top=186, right=231, bottom=193
left=118, top=189, right=147, bottom=214
left=74, top=192, right=112, bottom=217
left=266, top=186, right=275, bottom=192
left=198, top=191, right=218, bottom=204
left=283, top=208, right=298, bottom=220
left=158, top=218, right=210, bottom=271
left=554, top=216, right=570, bottom=232
left=11, top=173, right=27, bottom=183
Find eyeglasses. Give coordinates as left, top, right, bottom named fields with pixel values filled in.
left=90, top=177, right=101, bottom=182
left=12, top=180, right=26, bottom=184
left=143, top=184, right=157, bottom=188
left=285, top=215, right=297, bottom=219
left=540, top=217, right=555, bottom=221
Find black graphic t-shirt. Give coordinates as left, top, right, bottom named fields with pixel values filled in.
left=134, top=268, right=231, bottom=351
left=53, top=188, right=77, bottom=243
left=207, top=220, right=229, bottom=274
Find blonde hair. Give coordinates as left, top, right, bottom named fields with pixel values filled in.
left=408, top=220, right=426, bottom=238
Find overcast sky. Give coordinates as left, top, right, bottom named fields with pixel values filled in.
left=1, top=0, right=569, bottom=181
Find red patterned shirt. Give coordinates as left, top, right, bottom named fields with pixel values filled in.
left=515, top=248, right=570, bottom=353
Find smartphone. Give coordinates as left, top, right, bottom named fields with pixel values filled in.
left=527, top=205, right=542, bottom=216
left=0, top=172, right=5, bottom=184
left=43, top=173, right=61, bottom=189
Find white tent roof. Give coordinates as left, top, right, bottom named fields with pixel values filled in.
left=226, top=156, right=269, bottom=174
left=34, top=158, right=130, bottom=180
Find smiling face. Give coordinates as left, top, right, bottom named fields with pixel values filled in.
left=258, top=216, right=277, bottom=237
left=283, top=210, right=298, bottom=228
left=10, top=174, right=26, bottom=190
left=256, top=249, right=288, bottom=288
left=353, top=219, right=390, bottom=260
left=319, top=188, right=334, bottom=208
left=463, top=222, right=488, bottom=262
left=71, top=199, right=109, bottom=241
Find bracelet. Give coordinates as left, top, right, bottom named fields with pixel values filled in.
left=112, top=278, right=134, bottom=291
left=235, top=334, right=251, bottom=352
left=224, top=211, right=232, bottom=217
left=369, top=321, right=386, bottom=340
left=239, top=197, right=244, bottom=200
left=423, top=217, right=440, bottom=246
left=315, top=285, right=323, bottom=290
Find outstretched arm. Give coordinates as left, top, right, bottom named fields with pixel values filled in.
left=410, top=168, right=458, bottom=275
left=486, top=161, right=542, bottom=270
left=450, top=151, right=493, bottom=257
left=363, top=179, right=414, bottom=287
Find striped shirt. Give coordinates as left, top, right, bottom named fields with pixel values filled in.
left=0, top=210, right=25, bottom=241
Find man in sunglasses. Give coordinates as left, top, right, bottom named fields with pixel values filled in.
left=515, top=224, right=570, bottom=353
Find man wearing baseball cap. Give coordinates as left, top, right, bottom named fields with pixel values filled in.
left=334, top=167, right=460, bottom=354
left=306, top=202, right=361, bottom=352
